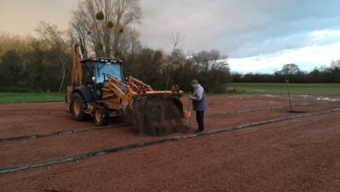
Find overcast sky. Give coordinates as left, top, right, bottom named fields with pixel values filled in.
left=1, top=0, right=340, bottom=73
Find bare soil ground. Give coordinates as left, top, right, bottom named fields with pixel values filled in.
left=0, top=94, right=339, bottom=192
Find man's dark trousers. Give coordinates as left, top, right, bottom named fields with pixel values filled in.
left=196, top=111, right=204, bottom=131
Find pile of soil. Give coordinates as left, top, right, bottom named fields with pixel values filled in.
left=126, top=95, right=188, bottom=136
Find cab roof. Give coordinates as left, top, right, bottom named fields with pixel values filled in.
left=81, top=57, right=123, bottom=64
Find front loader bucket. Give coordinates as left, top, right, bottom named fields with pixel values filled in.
left=123, top=94, right=187, bottom=136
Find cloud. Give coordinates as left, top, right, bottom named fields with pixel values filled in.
left=229, top=42, right=340, bottom=73
left=138, top=0, right=340, bottom=58
left=137, top=0, right=340, bottom=73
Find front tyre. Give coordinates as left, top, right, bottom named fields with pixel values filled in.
left=93, top=105, right=109, bottom=126
left=71, top=92, right=88, bottom=121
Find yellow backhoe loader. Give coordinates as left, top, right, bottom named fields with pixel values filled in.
left=66, top=44, right=185, bottom=136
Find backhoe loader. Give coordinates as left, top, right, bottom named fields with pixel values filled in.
left=65, top=44, right=185, bottom=136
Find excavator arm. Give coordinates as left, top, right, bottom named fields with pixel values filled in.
left=71, top=43, right=83, bottom=87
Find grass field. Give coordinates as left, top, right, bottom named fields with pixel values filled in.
left=0, top=92, right=65, bottom=103
left=227, top=83, right=340, bottom=95
left=0, top=83, right=339, bottom=103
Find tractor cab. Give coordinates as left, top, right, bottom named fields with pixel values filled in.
left=81, top=57, right=125, bottom=100
left=81, top=57, right=124, bottom=84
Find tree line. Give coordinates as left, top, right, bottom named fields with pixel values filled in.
left=4, top=26, right=339, bottom=94
left=0, top=30, right=230, bottom=93
left=232, top=62, right=340, bottom=83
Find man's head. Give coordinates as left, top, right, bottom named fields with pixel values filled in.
left=191, top=79, right=199, bottom=88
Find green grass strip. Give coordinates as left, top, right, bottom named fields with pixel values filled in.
left=0, top=92, right=65, bottom=103
left=227, top=83, right=340, bottom=95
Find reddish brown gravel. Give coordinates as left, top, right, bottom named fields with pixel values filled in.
left=0, top=94, right=339, bottom=192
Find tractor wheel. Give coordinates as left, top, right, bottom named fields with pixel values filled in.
left=93, top=105, right=109, bottom=126
left=71, top=92, right=88, bottom=121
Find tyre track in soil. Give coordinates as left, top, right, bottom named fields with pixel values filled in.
left=0, top=102, right=340, bottom=176
left=0, top=100, right=336, bottom=143
left=0, top=123, right=129, bottom=142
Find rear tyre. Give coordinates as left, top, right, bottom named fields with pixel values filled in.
left=71, top=92, right=88, bottom=121
left=93, top=105, right=109, bottom=126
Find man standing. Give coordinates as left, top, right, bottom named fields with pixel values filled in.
left=189, top=80, right=207, bottom=132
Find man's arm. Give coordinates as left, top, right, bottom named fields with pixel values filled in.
left=190, top=87, right=203, bottom=101
left=195, top=87, right=204, bottom=101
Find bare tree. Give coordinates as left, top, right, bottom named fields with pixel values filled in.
left=158, top=33, right=186, bottom=133
left=281, top=63, right=300, bottom=76
left=192, top=49, right=221, bottom=72
left=70, top=0, right=142, bottom=58
left=69, top=16, right=89, bottom=58
left=167, top=33, right=185, bottom=51
left=330, top=59, right=340, bottom=69
left=36, top=22, right=71, bottom=92
left=118, top=27, right=142, bottom=60
left=190, top=49, right=230, bottom=93
left=162, top=33, right=186, bottom=89
left=0, top=32, right=33, bottom=56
